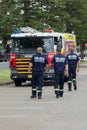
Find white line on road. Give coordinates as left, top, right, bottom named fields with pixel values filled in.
left=0, top=107, right=42, bottom=110
left=0, top=96, right=29, bottom=98
left=0, top=101, right=56, bottom=104
left=0, top=115, right=27, bottom=117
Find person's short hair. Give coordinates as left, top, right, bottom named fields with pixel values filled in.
left=37, top=47, right=43, bottom=53
left=56, top=48, right=61, bottom=53
left=69, top=47, right=74, bottom=53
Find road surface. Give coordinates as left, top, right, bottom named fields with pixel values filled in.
left=0, top=61, right=9, bottom=69
left=0, top=68, right=87, bottom=130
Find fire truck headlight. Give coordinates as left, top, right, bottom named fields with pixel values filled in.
left=11, top=69, right=17, bottom=74
left=48, top=68, right=54, bottom=73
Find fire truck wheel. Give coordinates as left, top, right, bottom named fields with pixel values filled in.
left=14, top=81, right=22, bottom=86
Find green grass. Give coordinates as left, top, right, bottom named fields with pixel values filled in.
left=0, top=61, right=87, bottom=84
left=0, top=69, right=12, bottom=83
left=80, top=61, right=87, bottom=64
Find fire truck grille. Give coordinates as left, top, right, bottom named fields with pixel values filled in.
left=16, top=58, right=32, bottom=74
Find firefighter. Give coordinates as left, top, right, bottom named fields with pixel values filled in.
left=51, top=48, right=68, bottom=98
left=28, top=47, right=48, bottom=99
left=66, top=47, right=80, bottom=91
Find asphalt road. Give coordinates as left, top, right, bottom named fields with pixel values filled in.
left=0, top=68, right=87, bottom=130
left=0, top=61, right=9, bottom=69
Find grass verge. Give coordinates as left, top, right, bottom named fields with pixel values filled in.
left=0, top=69, right=12, bottom=83
left=80, top=61, right=87, bottom=64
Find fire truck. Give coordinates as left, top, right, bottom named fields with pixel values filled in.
left=10, top=30, right=55, bottom=86
left=44, top=30, right=76, bottom=55
left=9, top=28, right=76, bottom=86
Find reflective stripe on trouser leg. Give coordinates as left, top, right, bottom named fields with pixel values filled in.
left=72, top=78, right=77, bottom=86
left=59, top=89, right=64, bottom=96
left=68, top=81, right=72, bottom=84
left=37, top=89, right=42, bottom=97
left=32, top=88, right=37, bottom=96
left=54, top=88, right=59, bottom=95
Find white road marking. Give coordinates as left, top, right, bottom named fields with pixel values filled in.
left=0, top=101, right=56, bottom=104
left=0, top=115, right=27, bottom=117
left=0, top=107, right=42, bottom=110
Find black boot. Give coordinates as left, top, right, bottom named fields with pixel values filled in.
left=73, top=80, right=77, bottom=90
left=30, top=95, right=36, bottom=98
left=74, top=84, right=77, bottom=90
left=59, top=90, right=63, bottom=97
left=68, top=83, right=72, bottom=91
left=55, top=90, right=59, bottom=98
left=56, top=94, right=59, bottom=98
left=37, top=90, right=42, bottom=99
left=30, top=90, right=36, bottom=98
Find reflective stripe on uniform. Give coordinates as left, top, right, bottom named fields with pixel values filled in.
left=72, top=78, right=76, bottom=81
left=32, top=89, right=37, bottom=91
left=55, top=88, right=59, bottom=91
left=37, top=90, right=41, bottom=93
left=68, top=81, right=72, bottom=83
left=59, top=89, right=64, bottom=92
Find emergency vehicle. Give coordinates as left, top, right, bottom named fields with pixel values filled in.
left=9, top=28, right=76, bottom=86
left=44, top=30, right=76, bottom=55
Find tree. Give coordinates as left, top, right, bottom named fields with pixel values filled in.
left=65, top=0, right=87, bottom=58
left=0, top=0, right=21, bottom=47
left=0, top=0, right=87, bottom=57
left=15, top=0, right=66, bottom=31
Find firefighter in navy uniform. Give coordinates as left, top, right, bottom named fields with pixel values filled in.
left=51, top=48, right=68, bottom=98
left=28, top=47, right=48, bottom=99
left=66, top=47, right=80, bottom=91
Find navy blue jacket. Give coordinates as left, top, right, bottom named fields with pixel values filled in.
left=66, top=52, right=80, bottom=67
left=30, top=53, right=48, bottom=72
left=51, top=54, right=67, bottom=71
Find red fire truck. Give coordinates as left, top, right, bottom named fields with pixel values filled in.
left=9, top=28, right=76, bottom=86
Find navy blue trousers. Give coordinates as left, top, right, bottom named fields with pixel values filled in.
left=68, top=65, right=77, bottom=88
left=68, top=66, right=76, bottom=81
left=54, top=70, right=64, bottom=96
left=31, top=71, right=43, bottom=97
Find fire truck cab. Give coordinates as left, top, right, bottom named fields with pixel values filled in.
left=10, top=30, right=58, bottom=86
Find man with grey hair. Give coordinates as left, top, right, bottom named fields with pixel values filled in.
left=66, top=47, right=80, bottom=91
left=28, top=47, right=48, bottom=99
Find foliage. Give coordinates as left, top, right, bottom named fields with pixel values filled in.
left=65, top=0, right=87, bottom=58
left=0, top=0, right=87, bottom=57
left=0, top=45, right=4, bottom=50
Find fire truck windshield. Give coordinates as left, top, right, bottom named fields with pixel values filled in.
left=11, top=36, right=54, bottom=54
